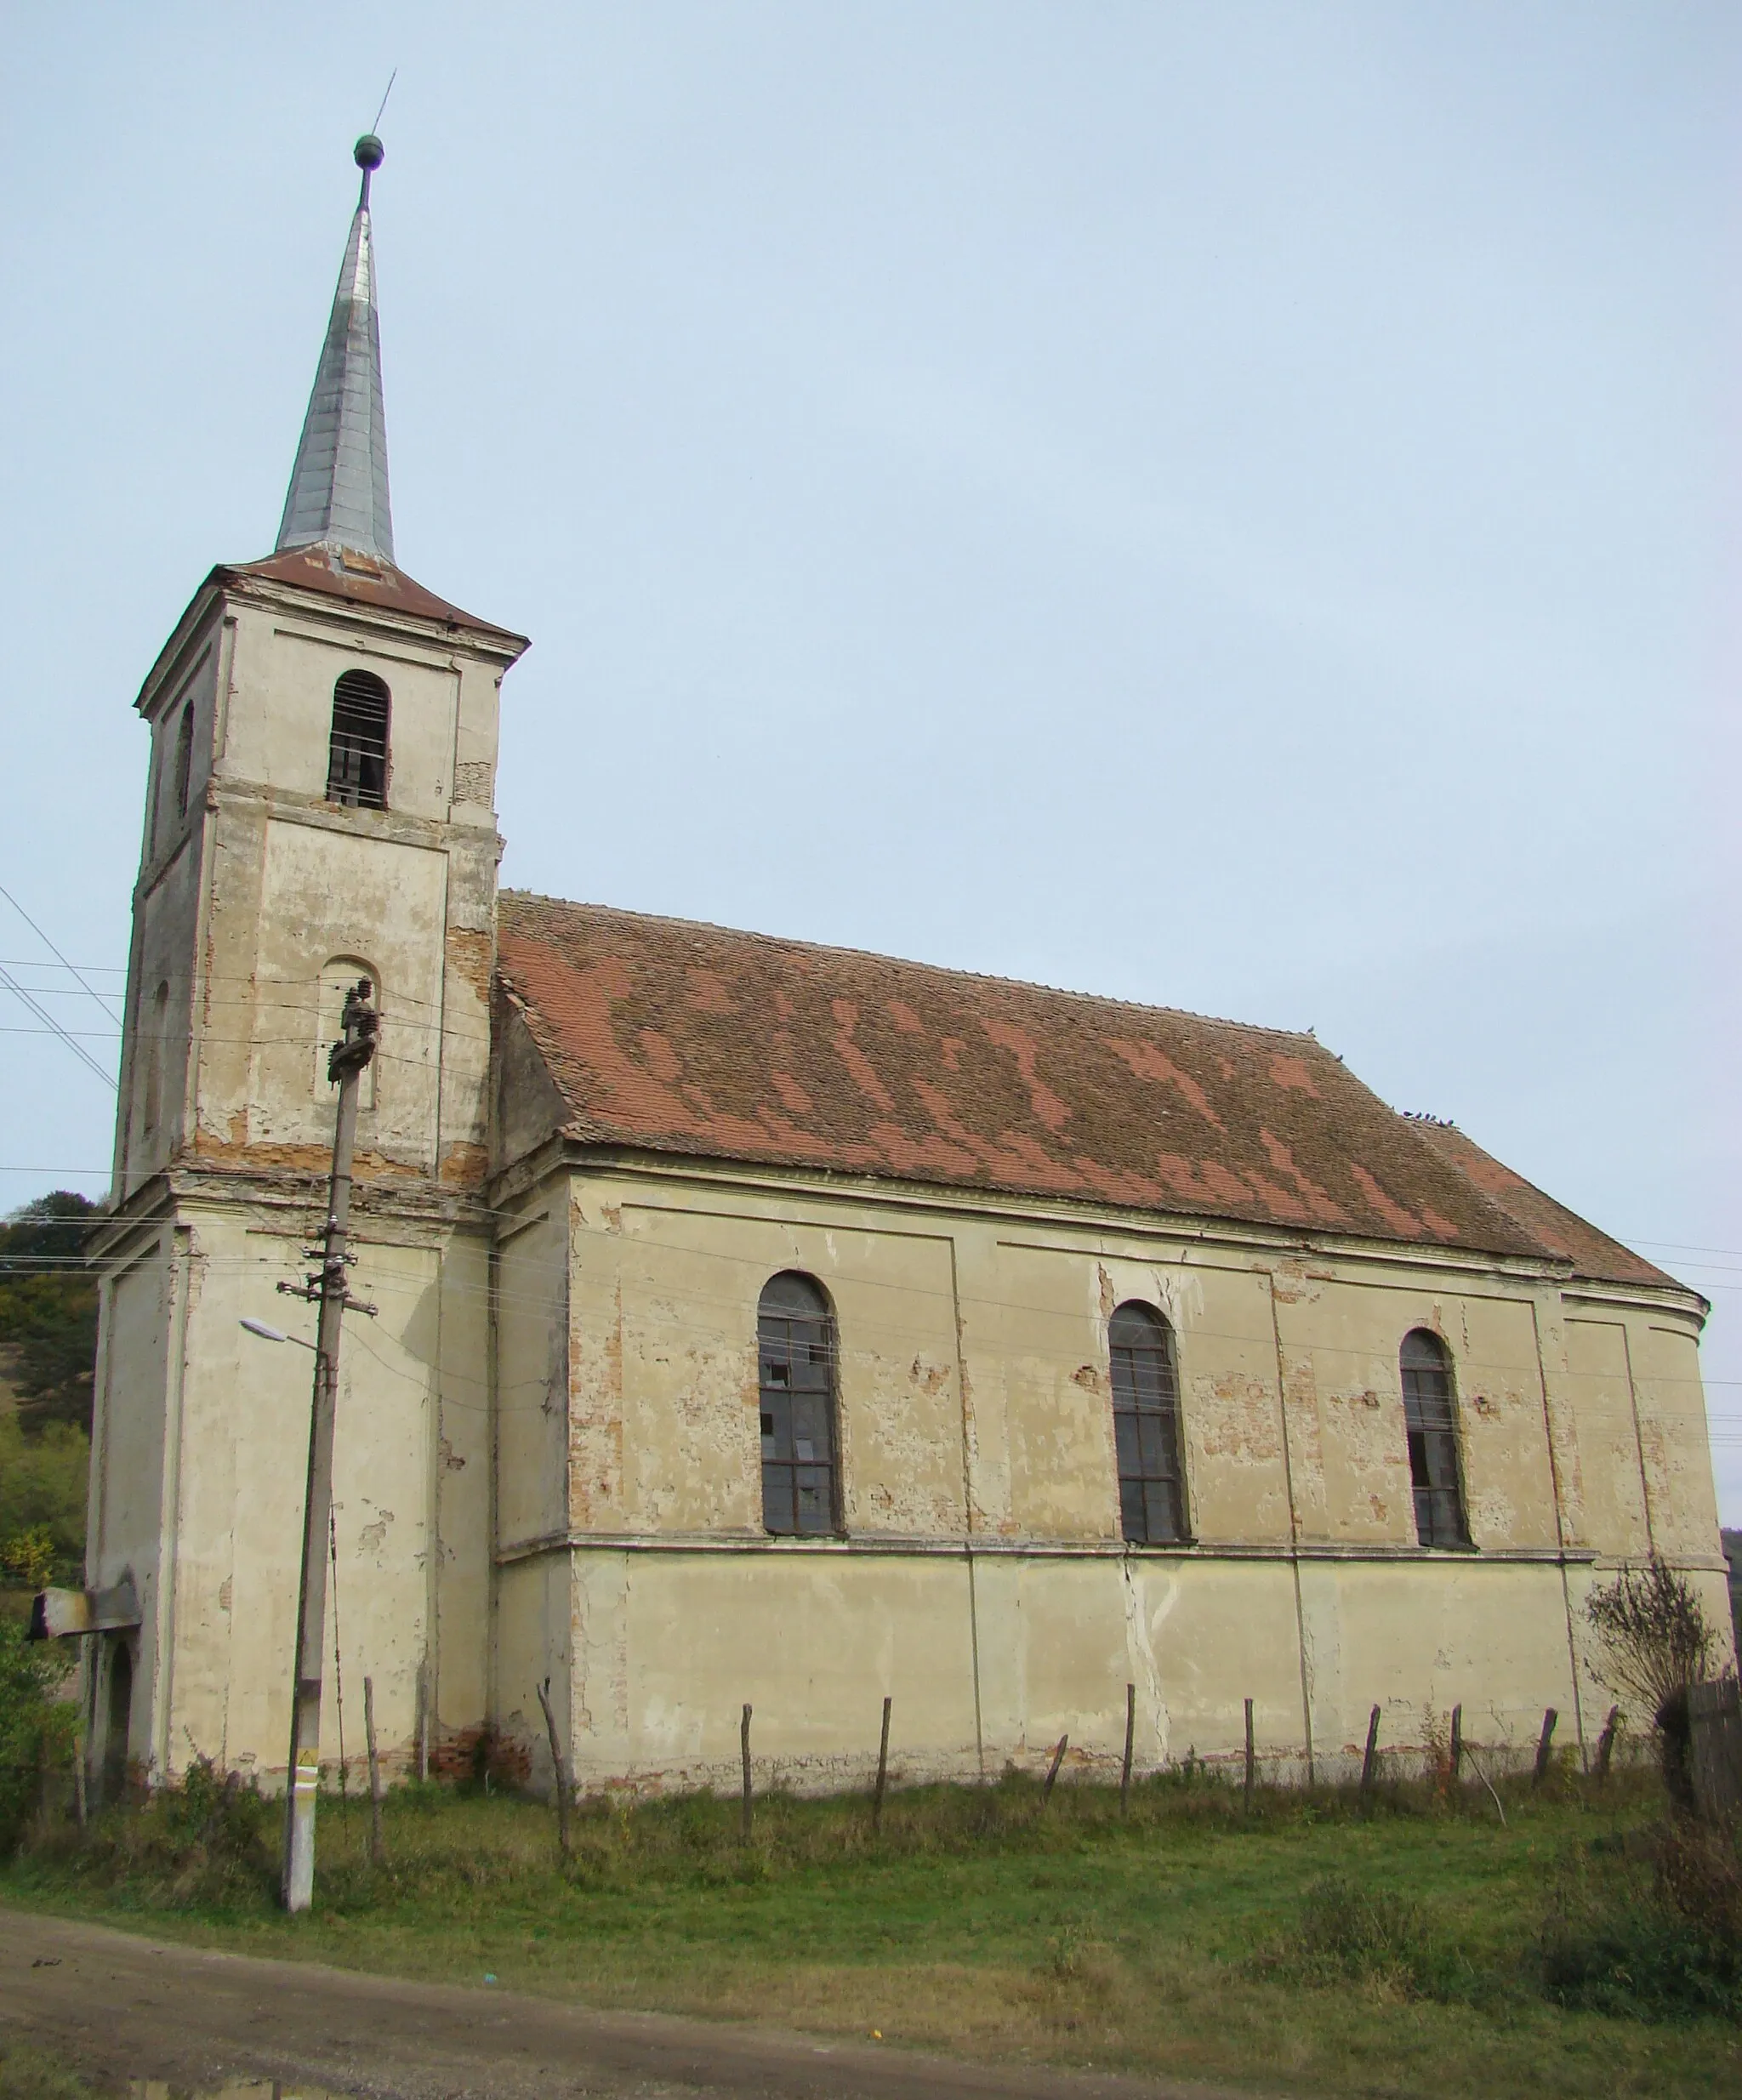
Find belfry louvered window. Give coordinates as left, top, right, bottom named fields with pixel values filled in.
left=1401, top=1329, right=1470, bottom=1547
left=757, top=1272, right=839, bottom=1535
left=326, top=669, right=390, bottom=808
left=1110, top=1301, right=1188, bottom=1545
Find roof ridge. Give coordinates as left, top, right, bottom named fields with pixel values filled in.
left=498, top=890, right=1323, bottom=1044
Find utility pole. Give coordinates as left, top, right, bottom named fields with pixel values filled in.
left=277, top=979, right=379, bottom=1913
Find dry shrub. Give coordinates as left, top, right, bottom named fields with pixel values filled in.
left=1585, top=1558, right=1722, bottom=1808
left=1585, top=1558, right=1716, bottom=1715
left=1541, top=1822, right=1742, bottom=2023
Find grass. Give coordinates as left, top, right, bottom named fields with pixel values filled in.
left=0, top=2041, right=98, bottom=2100
left=4, top=1765, right=1739, bottom=2099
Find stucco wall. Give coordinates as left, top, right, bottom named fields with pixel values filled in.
left=90, top=570, right=521, bottom=1789
left=490, top=1540, right=1695, bottom=1796
left=484, top=1162, right=1726, bottom=1793
left=92, top=1200, right=492, bottom=1786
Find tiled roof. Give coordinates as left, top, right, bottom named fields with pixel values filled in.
left=493, top=895, right=1670, bottom=1283
left=1406, top=1119, right=1679, bottom=1291
left=219, top=545, right=526, bottom=645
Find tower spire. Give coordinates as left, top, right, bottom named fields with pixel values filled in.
left=276, top=135, right=395, bottom=565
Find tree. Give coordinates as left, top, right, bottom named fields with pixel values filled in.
left=1585, top=1557, right=1722, bottom=1810
left=0, top=1416, right=87, bottom=1586
left=0, top=1528, right=55, bottom=1589
left=0, top=1192, right=98, bottom=1437
left=0, top=1615, right=75, bottom=1854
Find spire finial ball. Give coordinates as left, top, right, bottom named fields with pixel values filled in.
left=354, top=134, right=385, bottom=172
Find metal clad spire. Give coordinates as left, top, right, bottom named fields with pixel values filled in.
left=276, top=136, right=395, bottom=564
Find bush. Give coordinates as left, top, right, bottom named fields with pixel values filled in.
left=0, top=1617, right=75, bottom=1857
left=1256, top=1874, right=1462, bottom=2000
left=1540, top=1824, right=1742, bottom=2023
left=25, top=1756, right=278, bottom=1909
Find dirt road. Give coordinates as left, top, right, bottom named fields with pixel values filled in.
left=0, top=1909, right=1246, bottom=2100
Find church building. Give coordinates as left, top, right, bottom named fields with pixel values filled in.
left=85, top=141, right=1729, bottom=1801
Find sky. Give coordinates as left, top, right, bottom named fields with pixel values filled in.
left=2, top=4, right=1738, bottom=1516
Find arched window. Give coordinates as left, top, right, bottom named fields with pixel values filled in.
left=757, top=1272, right=839, bottom=1535
left=326, top=669, right=390, bottom=808
left=172, top=703, right=194, bottom=819
left=1401, top=1329, right=1470, bottom=1547
left=1110, top=1301, right=1187, bottom=1545
left=315, top=957, right=379, bottom=1112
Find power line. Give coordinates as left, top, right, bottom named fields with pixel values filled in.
left=10, top=1221, right=1730, bottom=1394
left=0, top=884, right=122, bottom=1024
left=0, top=963, right=117, bottom=1092
left=1, top=958, right=1739, bottom=1275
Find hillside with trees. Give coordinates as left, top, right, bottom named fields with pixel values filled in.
left=0, top=1192, right=95, bottom=1591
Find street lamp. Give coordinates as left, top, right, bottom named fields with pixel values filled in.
left=239, top=1317, right=316, bottom=1350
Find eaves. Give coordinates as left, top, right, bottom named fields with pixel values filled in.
left=488, top=1135, right=1614, bottom=1300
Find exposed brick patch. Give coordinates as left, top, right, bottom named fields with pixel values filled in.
left=429, top=1725, right=532, bottom=1790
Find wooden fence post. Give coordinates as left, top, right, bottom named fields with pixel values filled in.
left=740, top=1703, right=754, bottom=1842
left=873, top=1695, right=892, bottom=1834
left=1042, top=1733, right=1068, bottom=1804
left=1120, top=1683, right=1135, bottom=1815
left=536, top=1677, right=572, bottom=1860
left=1244, top=1697, right=1255, bottom=1811
left=1360, top=1704, right=1381, bottom=1795
left=363, top=1676, right=385, bottom=1867
left=1449, top=1703, right=1463, bottom=1781
left=1594, top=1704, right=1620, bottom=1780
left=1534, top=1707, right=1557, bottom=1784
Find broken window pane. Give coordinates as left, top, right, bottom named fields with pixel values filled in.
left=757, top=1271, right=840, bottom=1536
left=1110, top=1301, right=1188, bottom=1545
left=1401, top=1329, right=1470, bottom=1547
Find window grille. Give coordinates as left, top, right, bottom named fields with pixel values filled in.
left=1400, top=1329, right=1470, bottom=1547
left=1110, top=1300, right=1188, bottom=1544
left=757, top=1272, right=839, bottom=1535
left=326, top=669, right=390, bottom=808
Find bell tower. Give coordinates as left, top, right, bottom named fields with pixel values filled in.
left=87, top=138, right=528, bottom=1796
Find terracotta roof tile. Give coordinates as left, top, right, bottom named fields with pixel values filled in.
left=1406, top=1119, right=1681, bottom=1292
left=490, top=895, right=1669, bottom=1278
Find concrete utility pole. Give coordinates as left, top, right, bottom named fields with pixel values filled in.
left=278, top=979, right=379, bottom=1913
